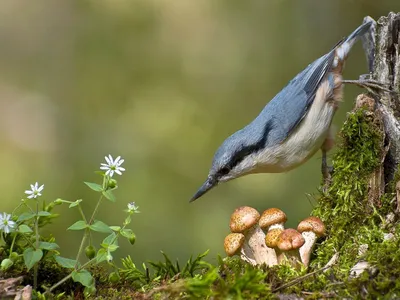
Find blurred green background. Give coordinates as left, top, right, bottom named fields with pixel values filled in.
left=0, top=0, right=398, bottom=266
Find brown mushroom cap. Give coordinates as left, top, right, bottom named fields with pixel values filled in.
left=297, top=216, right=326, bottom=237
left=229, top=206, right=260, bottom=233
left=259, top=208, right=287, bottom=229
left=277, top=229, right=305, bottom=251
left=265, top=228, right=283, bottom=248
left=224, top=233, right=245, bottom=256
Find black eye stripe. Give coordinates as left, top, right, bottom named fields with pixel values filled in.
left=219, top=120, right=273, bottom=174
left=218, top=167, right=230, bottom=176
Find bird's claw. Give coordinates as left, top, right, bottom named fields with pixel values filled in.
left=342, top=79, right=393, bottom=95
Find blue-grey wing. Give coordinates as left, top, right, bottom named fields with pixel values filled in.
left=255, top=50, right=335, bottom=146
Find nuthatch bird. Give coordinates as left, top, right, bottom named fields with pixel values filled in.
left=191, top=21, right=376, bottom=202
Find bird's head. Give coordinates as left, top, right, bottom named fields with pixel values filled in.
left=190, top=128, right=263, bottom=202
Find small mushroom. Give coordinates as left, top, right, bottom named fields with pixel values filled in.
left=259, top=208, right=287, bottom=231
left=224, top=233, right=245, bottom=257
left=277, top=228, right=305, bottom=268
left=265, top=228, right=284, bottom=262
left=224, top=233, right=255, bottom=265
left=297, top=216, right=325, bottom=267
left=230, top=206, right=276, bottom=266
left=258, top=208, right=287, bottom=266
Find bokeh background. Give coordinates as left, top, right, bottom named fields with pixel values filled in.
left=0, top=0, right=398, bottom=266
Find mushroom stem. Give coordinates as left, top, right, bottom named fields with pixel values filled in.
left=275, top=249, right=285, bottom=263
left=299, top=231, right=317, bottom=266
left=268, top=223, right=285, bottom=231
left=246, top=225, right=277, bottom=266
left=297, top=216, right=325, bottom=267
left=240, top=247, right=257, bottom=266
left=224, top=232, right=257, bottom=265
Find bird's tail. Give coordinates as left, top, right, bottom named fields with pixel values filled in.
left=334, top=21, right=373, bottom=65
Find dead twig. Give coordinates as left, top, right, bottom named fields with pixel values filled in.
left=272, top=252, right=338, bottom=293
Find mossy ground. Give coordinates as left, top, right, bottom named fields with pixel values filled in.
left=2, top=103, right=400, bottom=299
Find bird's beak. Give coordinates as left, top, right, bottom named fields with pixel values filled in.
left=190, top=177, right=217, bottom=202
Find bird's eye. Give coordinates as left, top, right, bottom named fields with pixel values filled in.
left=219, top=167, right=230, bottom=176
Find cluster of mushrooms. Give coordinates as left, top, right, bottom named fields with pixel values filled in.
left=224, top=207, right=325, bottom=268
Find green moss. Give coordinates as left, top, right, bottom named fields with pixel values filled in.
left=297, top=105, right=400, bottom=297
left=311, top=107, right=383, bottom=268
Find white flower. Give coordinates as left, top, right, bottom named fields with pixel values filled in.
left=127, top=202, right=139, bottom=212
left=0, top=213, right=16, bottom=234
left=25, top=182, right=44, bottom=199
left=100, top=155, right=125, bottom=177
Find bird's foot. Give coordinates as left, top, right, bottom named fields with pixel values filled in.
left=321, top=148, right=333, bottom=193
left=322, top=165, right=333, bottom=194
left=342, top=79, right=392, bottom=94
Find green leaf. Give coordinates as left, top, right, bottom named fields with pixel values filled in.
left=96, top=248, right=108, bottom=263
left=23, top=248, right=43, bottom=270
left=124, top=216, right=131, bottom=225
left=72, top=269, right=94, bottom=288
left=68, top=220, right=88, bottom=231
left=69, top=199, right=82, bottom=208
left=89, top=220, right=112, bottom=233
left=18, top=224, right=33, bottom=233
left=102, top=190, right=116, bottom=202
left=37, top=211, right=51, bottom=217
left=84, top=182, right=103, bottom=192
left=102, top=233, right=117, bottom=247
left=17, top=212, right=35, bottom=222
left=39, top=242, right=59, bottom=250
left=54, top=256, right=78, bottom=269
left=106, top=244, right=119, bottom=252
left=120, top=228, right=133, bottom=239
left=109, top=226, right=121, bottom=232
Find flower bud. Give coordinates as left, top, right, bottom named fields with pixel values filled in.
left=85, top=245, right=96, bottom=260
left=108, top=272, right=120, bottom=283
left=107, top=179, right=117, bottom=189
left=9, top=252, right=19, bottom=261
left=129, top=233, right=136, bottom=245
left=1, top=258, right=13, bottom=271
left=84, top=285, right=96, bottom=297
left=54, top=199, right=63, bottom=205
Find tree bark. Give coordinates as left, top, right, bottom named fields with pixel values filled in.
left=371, top=12, right=400, bottom=185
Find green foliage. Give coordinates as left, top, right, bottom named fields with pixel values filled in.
left=23, top=248, right=43, bottom=270
left=117, top=252, right=274, bottom=299
left=72, top=269, right=95, bottom=288
left=119, top=255, right=150, bottom=284
left=55, top=256, right=79, bottom=269
left=0, top=155, right=139, bottom=297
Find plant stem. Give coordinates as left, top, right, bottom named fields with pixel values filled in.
left=74, top=229, right=89, bottom=269
left=11, top=202, right=24, bottom=216
left=20, top=233, right=36, bottom=248
left=53, top=177, right=109, bottom=292
left=74, top=194, right=103, bottom=269
left=8, top=234, right=17, bottom=257
left=34, top=201, right=39, bottom=290
left=78, top=206, right=88, bottom=223
left=46, top=257, right=96, bottom=294
left=89, top=194, right=104, bottom=226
